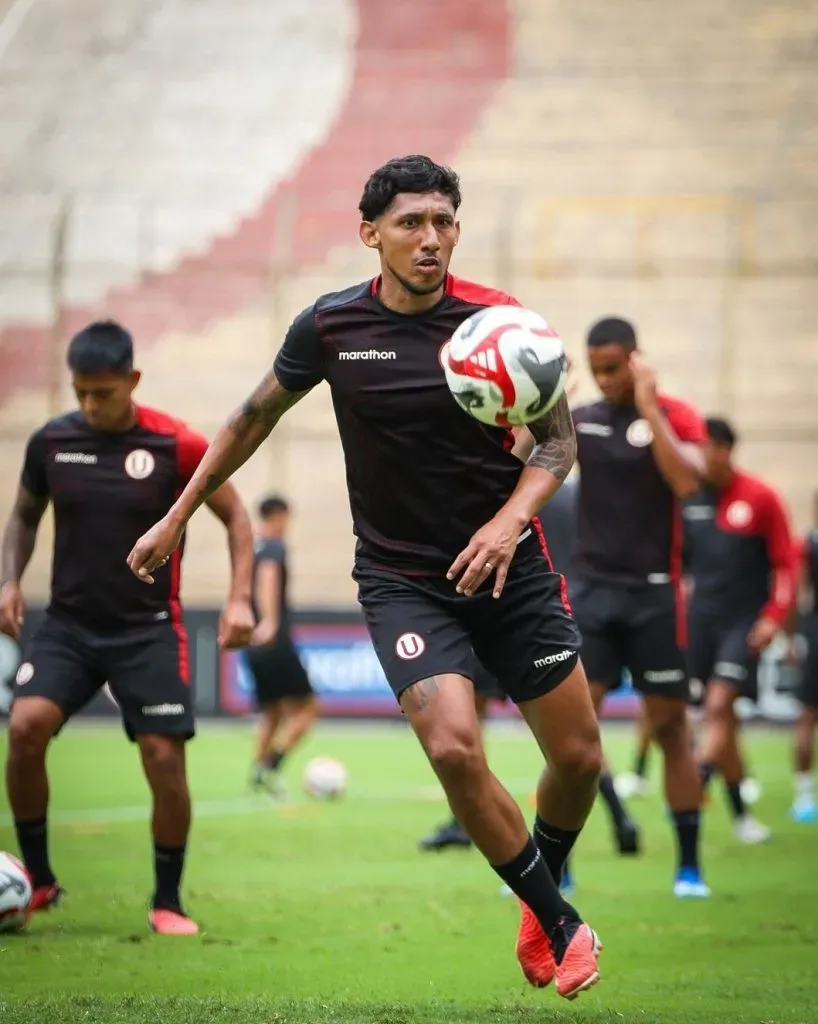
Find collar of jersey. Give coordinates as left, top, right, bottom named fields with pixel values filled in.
left=370, top=275, right=453, bottom=320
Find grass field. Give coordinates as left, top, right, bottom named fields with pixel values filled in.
left=0, top=720, right=816, bottom=1023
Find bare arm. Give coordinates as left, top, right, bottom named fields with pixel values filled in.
left=1, top=486, right=48, bottom=586
left=169, top=371, right=308, bottom=527
left=204, top=482, right=255, bottom=604
left=643, top=406, right=704, bottom=500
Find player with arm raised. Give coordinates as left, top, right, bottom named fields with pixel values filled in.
left=128, top=156, right=603, bottom=1000
left=0, top=321, right=255, bottom=935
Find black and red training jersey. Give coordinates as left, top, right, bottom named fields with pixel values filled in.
left=20, top=406, right=209, bottom=633
left=273, top=274, right=542, bottom=575
left=683, top=470, right=796, bottom=626
left=572, top=395, right=706, bottom=585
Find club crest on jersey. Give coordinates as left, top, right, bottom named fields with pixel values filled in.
left=125, top=449, right=155, bottom=480
left=626, top=419, right=653, bottom=447
left=15, top=662, right=34, bottom=685
left=726, top=500, right=753, bottom=528
left=395, top=632, right=425, bottom=660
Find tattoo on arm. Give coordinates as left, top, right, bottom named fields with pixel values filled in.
left=525, top=394, right=577, bottom=483
left=400, top=676, right=440, bottom=714
left=1, top=488, right=48, bottom=584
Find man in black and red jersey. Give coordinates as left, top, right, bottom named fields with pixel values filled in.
left=572, top=316, right=710, bottom=899
left=684, top=417, right=795, bottom=842
left=791, top=504, right=818, bottom=822
left=0, top=321, right=255, bottom=935
left=128, top=156, right=604, bottom=1000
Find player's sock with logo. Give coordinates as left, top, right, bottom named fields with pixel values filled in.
left=598, top=771, right=630, bottom=829
left=153, top=843, right=186, bottom=912
left=14, top=818, right=56, bottom=887
left=491, top=837, right=578, bottom=933
left=724, top=781, right=745, bottom=820
left=671, top=810, right=701, bottom=871
left=533, top=816, right=581, bottom=885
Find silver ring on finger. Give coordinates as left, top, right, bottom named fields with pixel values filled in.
left=484, top=561, right=494, bottom=571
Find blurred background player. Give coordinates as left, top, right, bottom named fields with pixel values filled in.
left=0, top=321, right=255, bottom=935
left=420, top=474, right=579, bottom=855
left=791, top=493, right=818, bottom=822
left=247, top=495, right=318, bottom=795
left=614, top=706, right=654, bottom=800
left=683, top=417, right=795, bottom=843
left=571, top=316, right=709, bottom=898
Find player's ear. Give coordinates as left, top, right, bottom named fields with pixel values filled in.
left=128, top=369, right=142, bottom=392
left=359, top=220, right=381, bottom=251
left=453, top=220, right=461, bottom=247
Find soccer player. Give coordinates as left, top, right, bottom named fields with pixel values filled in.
left=0, top=321, right=255, bottom=935
left=684, top=417, right=795, bottom=842
left=128, top=155, right=604, bottom=999
left=572, top=316, right=709, bottom=898
left=247, top=494, right=318, bottom=794
left=790, top=494, right=818, bottom=822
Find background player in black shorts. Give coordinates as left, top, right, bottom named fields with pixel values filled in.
left=129, top=156, right=604, bottom=1000
left=0, top=321, right=255, bottom=935
left=246, top=495, right=317, bottom=795
left=790, top=495, right=818, bottom=822
left=683, top=417, right=795, bottom=844
left=572, top=316, right=710, bottom=898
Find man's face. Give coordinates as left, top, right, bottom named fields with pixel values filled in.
left=72, top=370, right=139, bottom=430
left=360, top=191, right=460, bottom=296
left=588, top=343, right=633, bottom=403
left=703, top=438, right=733, bottom=483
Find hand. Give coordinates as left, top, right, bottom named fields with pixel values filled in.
left=219, top=597, right=255, bottom=650
left=747, top=615, right=779, bottom=656
left=250, top=619, right=278, bottom=647
left=447, top=511, right=522, bottom=599
left=0, top=582, right=25, bottom=641
left=629, top=352, right=659, bottom=417
left=126, top=516, right=186, bottom=584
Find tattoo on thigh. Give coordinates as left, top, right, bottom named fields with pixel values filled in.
left=403, top=676, right=440, bottom=713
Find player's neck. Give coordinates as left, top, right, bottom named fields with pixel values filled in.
left=376, top=273, right=445, bottom=315
left=87, top=403, right=138, bottom=433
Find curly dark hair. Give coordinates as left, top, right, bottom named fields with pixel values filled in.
left=359, top=155, right=461, bottom=221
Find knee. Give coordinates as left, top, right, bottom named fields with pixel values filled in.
left=425, top=729, right=485, bottom=782
left=140, top=737, right=186, bottom=784
left=704, top=686, right=734, bottom=722
left=8, top=705, right=55, bottom=758
left=551, top=732, right=604, bottom=785
left=650, top=705, right=688, bottom=748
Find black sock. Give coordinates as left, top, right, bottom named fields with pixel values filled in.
left=672, top=810, right=700, bottom=872
left=698, top=762, right=717, bottom=793
left=635, top=748, right=649, bottom=779
left=153, top=843, right=186, bottom=912
left=264, top=749, right=286, bottom=772
left=533, top=815, right=581, bottom=885
left=14, top=818, right=56, bottom=888
left=725, top=781, right=745, bottom=819
left=491, top=837, right=577, bottom=938
left=598, top=771, right=630, bottom=830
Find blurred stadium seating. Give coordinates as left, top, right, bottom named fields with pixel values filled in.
left=1, top=0, right=816, bottom=607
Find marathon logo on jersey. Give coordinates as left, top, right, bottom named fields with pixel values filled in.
left=644, top=669, right=685, bottom=683
left=338, top=350, right=397, bottom=361
left=54, top=452, right=98, bottom=465
left=534, top=649, right=574, bottom=669
left=141, top=702, right=185, bottom=716
left=576, top=422, right=613, bottom=437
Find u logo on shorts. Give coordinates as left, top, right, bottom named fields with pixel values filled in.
left=396, top=632, right=425, bottom=660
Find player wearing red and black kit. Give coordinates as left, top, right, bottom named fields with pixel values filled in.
left=0, top=321, right=254, bottom=935
left=573, top=316, right=709, bottom=898
left=129, top=157, right=604, bottom=1000
left=684, top=417, right=795, bottom=842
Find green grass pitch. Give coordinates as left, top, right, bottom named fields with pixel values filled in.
left=0, top=721, right=816, bottom=1023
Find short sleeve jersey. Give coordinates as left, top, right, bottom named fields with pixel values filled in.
left=573, top=395, right=706, bottom=585
left=273, top=274, right=530, bottom=574
left=20, top=406, right=209, bottom=632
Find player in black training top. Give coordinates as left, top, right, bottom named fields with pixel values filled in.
left=683, top=417, right=795, bottom=844
left=572, top=316, right=710, bottom=899
left=246, top=494, right=317, bottom=794
left=790, top=492, right=818, bottom=822
left=0, top=321, right=255, bottom=935
left=128, top=155, right=604, bottom=1000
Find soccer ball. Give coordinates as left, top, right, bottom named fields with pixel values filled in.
left=441, top=305, right=568, bottom=427
left=0, top=852, right=32, bottom=932
left=302, top=757, right=348, bottom=801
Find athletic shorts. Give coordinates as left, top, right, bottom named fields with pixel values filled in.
left=687, top=615, right=759, bottom=702
left=244, top=637, right=313, bottom=706
left=473, top=663, right=506, bottom=702
left=354, top=541, right=580, bottom=705
left=571, top=577, right=688, bottom=698
left=13, top=613, right=194, bottom=741
left=799, top=616, right=818, bottom=708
